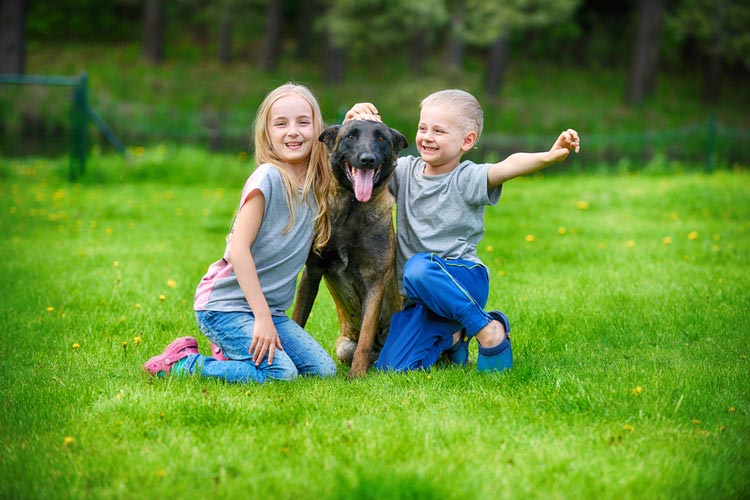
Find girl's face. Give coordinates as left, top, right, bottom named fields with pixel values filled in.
left=268, top=95, right=315, bottom=169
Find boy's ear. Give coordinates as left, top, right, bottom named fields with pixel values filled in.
left=461, top=131, right=478, bottom=152
left=319, top=125, right=341, bottom=150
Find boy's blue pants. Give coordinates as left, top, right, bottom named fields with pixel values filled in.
left=374, top=253, right=495, bottom=371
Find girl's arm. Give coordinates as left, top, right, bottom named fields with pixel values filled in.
left=487, top=129, right=580, bottom=187
left=227, top=190, right=283, bottom=366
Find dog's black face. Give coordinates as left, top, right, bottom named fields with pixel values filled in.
left=320, top=120, right=408, bottom=202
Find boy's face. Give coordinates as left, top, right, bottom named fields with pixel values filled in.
left=416, top=104, right=477, bottom=171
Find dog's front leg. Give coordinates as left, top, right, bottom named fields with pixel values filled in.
left=349, top=283, right=386, bottom=378
left=292, top=265, right=323, bottom=328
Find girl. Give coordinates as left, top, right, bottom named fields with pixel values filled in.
left=143, top=83, right=337, bottom=383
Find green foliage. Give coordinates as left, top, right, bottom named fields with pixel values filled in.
left=666, top=0, right=750, bottom=69
left=463, top=0, right=582, bottom=45
left=0, top=151, right=749, bottom=498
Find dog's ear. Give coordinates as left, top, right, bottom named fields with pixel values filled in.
left=319, top=125, right=341, bottom=150
left=389, top=128, right=409, bottom=153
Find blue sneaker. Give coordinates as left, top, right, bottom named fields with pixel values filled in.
left=477, top=311, right=512, bottom=373
left=444, top=330, right=470, bottom=365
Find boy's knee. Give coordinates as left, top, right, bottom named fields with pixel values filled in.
left=316, top=359, right=337, bottom=378
left=403, top=253, right=436, bottom=295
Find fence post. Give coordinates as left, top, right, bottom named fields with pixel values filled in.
left=705, top=113, right=716, bottom=173
left=69, top=72, right=88, bottom=180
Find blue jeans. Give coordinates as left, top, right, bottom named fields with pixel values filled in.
left=375, top=253, right=494, bottom=372
left=183, top=310, right=337, bottom=383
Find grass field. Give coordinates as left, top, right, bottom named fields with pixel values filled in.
left=1, top=150, right=749, bottom=499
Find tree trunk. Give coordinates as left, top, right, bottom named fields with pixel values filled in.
left=0, top=0, right=26, bottom=74
left=295, top=0, right=315, bottom=60
left=262, top=0, right=283, bottom=70
left=625, top=0, right=664, bottom=105
left=323, top=32, right=346, bottom=84
left=218, top=6, right=232, bottom=64
left=445, top=8, right=464, bottom=71
left=143, top=0, right=165, bottom=64
left=485, top=34, right=509, bottom=96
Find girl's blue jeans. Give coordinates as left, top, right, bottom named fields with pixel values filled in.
left=182, top=310, right=337, bottom=383
left=374, top=253, right=494, bottom=372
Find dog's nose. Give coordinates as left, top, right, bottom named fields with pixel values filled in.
left=358, top=153, right=377, bottom=167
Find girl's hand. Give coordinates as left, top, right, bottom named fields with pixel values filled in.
left=344, top=102, right=382, bottom=123
left=249, top=316, right=283, bottom=366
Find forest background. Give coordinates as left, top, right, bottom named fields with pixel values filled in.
left=1, top=0, right=749, bottom=166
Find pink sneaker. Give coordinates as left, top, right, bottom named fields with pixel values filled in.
left=143, top=336, right=199, bottom=376
left=210, top=342, right=229, bottom=361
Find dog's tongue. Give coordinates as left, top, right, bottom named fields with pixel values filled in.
left=352, top=167, right=375, bottom=202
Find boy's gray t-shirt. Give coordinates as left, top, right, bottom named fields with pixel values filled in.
left=390, top=155, right=502, bottom=292
left=194, top=163, right=316, bottom=315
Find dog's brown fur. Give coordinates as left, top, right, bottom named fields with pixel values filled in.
left=292, top=120, right=408, bottom=377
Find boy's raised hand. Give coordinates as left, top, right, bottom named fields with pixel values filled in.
left=548, top=128, right=581, bottom=162
left=344, top=102, right=382, bottom=123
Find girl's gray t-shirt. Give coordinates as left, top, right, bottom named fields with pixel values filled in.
left=194, top=163, right=316, bottom=315
left=389, top=155, right=502, bottom=291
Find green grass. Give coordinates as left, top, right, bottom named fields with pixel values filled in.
left=1, top=150, right=749, bottom=499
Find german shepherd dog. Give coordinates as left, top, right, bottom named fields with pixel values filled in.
left=293, top=120, right=408, bottom=378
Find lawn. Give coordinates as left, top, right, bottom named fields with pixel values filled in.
left=0, top=150, right=748, bottom=499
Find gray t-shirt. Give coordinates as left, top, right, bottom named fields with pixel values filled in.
left=390, top=155, right=502, bottom=292
left=194, top=163, right=316, bottom=315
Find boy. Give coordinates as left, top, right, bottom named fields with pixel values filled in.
left=345, top=90, right=580, bottom=373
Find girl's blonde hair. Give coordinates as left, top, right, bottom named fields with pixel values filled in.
left=420, top=89, right=484, bottom=140
left=252, top=83, right=332, bottom=253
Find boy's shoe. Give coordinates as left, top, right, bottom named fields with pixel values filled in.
left=444, top=331, right=470, bottom=365
left=210, top=342, right=229, bottom=361
left=143, top=336, right=199, bottom=376
left=477, top=311, right=512, bottom=373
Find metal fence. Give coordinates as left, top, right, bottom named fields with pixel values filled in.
left=1, top=74, right=748, bottom=176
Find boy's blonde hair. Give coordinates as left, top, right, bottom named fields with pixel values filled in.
left=420, top=89, right=484, bottom=140
left=253, top=83, right=332, bottom=253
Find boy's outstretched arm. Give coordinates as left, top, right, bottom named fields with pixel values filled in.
left=487, top=129, right=580, bottom=187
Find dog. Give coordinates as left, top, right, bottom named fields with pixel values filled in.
left=293, top=120, right=408, bottom=378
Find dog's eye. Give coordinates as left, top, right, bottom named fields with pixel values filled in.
left=347, top=134, right=355, bottom=141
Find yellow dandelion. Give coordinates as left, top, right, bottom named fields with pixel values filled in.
left=688, top=231, right=698, bottom=240
left=626, top=240, right=636, bottom=248
left=623, top=424, right=634, bottom=432
left=166, top=279, right=177, bottom=288
left=118, top=315, right=126, bottom=323
left=159, top=294, right=166, bottom=302
left=133, top=336, right=142, bottom=344
left=525, top=234, right=535, bottom=243
left=497, top=270, right=507, bottom=277
left=121, top=341, right=128, bottom=349
left=105, top=227, right=113, bottom=235
left=576, top=200, right=589, bottom=210
left=427, top=374, right=432, bottom=380
left=668, top=212, right=678, bottom=221
left=72, top=342, right=81, bottom=350
left=485, top=245, right=494, bottom=252
left=631, top=386, right=643, bottom=396
left=662, top=236, right=672, bottom=245
left=156, top=469, right=166, bottom=478
left=135, top=303, right=141, bottom=309
left=558, top=227, right=567, bottom=235
left=728, top=406, right=736, bottom=413
left=692, top=419, right=701, bottom=425
left=63, top=436, right=75, bottom=447
left=113, top=260, right=120, bottom=267
left=46, top=306, right=55, bottom=313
